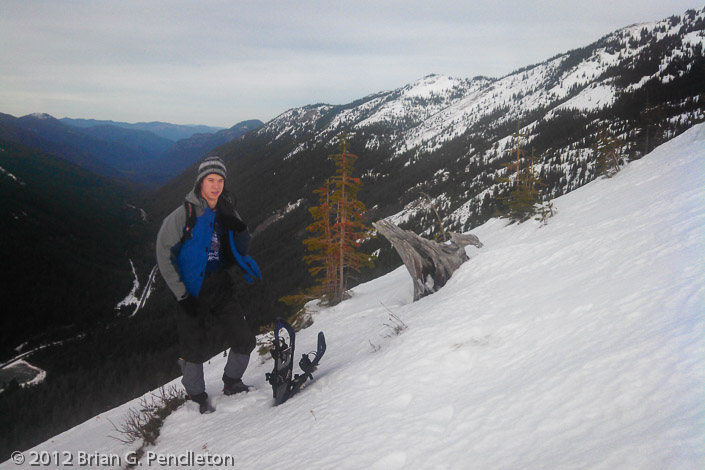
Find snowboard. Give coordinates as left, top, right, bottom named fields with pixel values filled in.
left=265, top=318, right=326, bottom=405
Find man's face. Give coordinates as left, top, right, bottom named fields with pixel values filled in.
left=200, top=174, right=224, bottom=208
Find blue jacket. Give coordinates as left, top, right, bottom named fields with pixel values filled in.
left=156, top=191, right=261, bottom=299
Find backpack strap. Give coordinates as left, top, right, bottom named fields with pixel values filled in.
left=180, top=201, right=197, bottom=244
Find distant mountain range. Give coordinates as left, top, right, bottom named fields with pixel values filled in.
left=150, top=119, right=263, bottom=182
left=58, top=117, right=224, bottom=142
left=0, top=113, right=263, bottom=184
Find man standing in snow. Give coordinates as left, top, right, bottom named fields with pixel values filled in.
left=156, top=155, right=261, bottom=413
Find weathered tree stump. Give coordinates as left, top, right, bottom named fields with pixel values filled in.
left=372, top=220, right=483, bottom=301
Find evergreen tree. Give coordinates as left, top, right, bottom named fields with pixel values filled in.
left=498, top=123, right=545, bottom=222
left=303, top=180, right=338, bottom=299
left=326, top=134, right=374, bottom=304
left=296, top=134, right=373, bottom=306
left=593, top=128, right=623, bottom=178
left=501, top=122, right=527, bottom=190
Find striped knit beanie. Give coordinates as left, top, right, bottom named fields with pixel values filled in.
left=195, top=156, right=227, bottom=187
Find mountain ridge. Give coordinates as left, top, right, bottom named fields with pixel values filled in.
left=59, top=118, right=225, bottom=142
left=0, top=113, right=263, bottom=184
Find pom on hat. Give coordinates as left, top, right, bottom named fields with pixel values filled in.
left=196, top=156, right=227, bottom=186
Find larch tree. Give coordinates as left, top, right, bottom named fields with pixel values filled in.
left=326, top=134, right=373, bottom=304
left=301, top=134, right=373, bottom=306
left=303, top=180, right=338, bottom=299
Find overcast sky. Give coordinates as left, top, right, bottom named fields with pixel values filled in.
left=0, top=1, right=699, bottom=127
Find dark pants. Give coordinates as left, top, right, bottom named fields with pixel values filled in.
left=175, top=269, right=256, bottom=395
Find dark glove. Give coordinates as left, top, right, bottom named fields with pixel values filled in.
left=178, top=295, right=198, bottom=317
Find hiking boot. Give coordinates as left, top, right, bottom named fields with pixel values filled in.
left=188, top=392, right=214, bottom=414
left=222, top=374, right=250, bottom=395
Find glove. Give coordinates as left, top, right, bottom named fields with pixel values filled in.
left=178, top=295, right=198, bottom=317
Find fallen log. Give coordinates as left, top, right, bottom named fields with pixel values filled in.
left=372, top=219, right=483, bottom=301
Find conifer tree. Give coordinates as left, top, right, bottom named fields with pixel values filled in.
left=297, top=134, right=373, bottom=306
left=593, top=128, right=623, bottom=178
left=500, top=122, right=527, bottom=190
left=281, top=181, right=337, bottom=312
left=303, top=180, right=338, bottom=298
left=327, top=134, right=373, bottom=304
left=498, top=123, right=545, bottom=222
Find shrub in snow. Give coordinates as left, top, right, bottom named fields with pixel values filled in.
left=109, top=386, right=185, bottom=447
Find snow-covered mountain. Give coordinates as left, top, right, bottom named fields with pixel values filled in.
left=223, top=7, right=704, bottom=236
left=8, top=117, right=703, bottom=469
left=266, top=9, right=704, bottom=160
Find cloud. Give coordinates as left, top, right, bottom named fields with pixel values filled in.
left=0, top=0, right=699, bottom=126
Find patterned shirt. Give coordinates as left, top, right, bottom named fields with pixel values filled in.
left=205, top=215, right=223, bottom=272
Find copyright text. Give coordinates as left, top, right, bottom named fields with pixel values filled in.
left=11, top=450, right=237, bottom=467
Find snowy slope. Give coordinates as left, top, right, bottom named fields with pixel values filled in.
left=5, top=123, right=704, bottom=469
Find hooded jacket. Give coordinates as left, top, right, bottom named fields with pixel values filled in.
left=156, top=190, right=260, bottom=299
